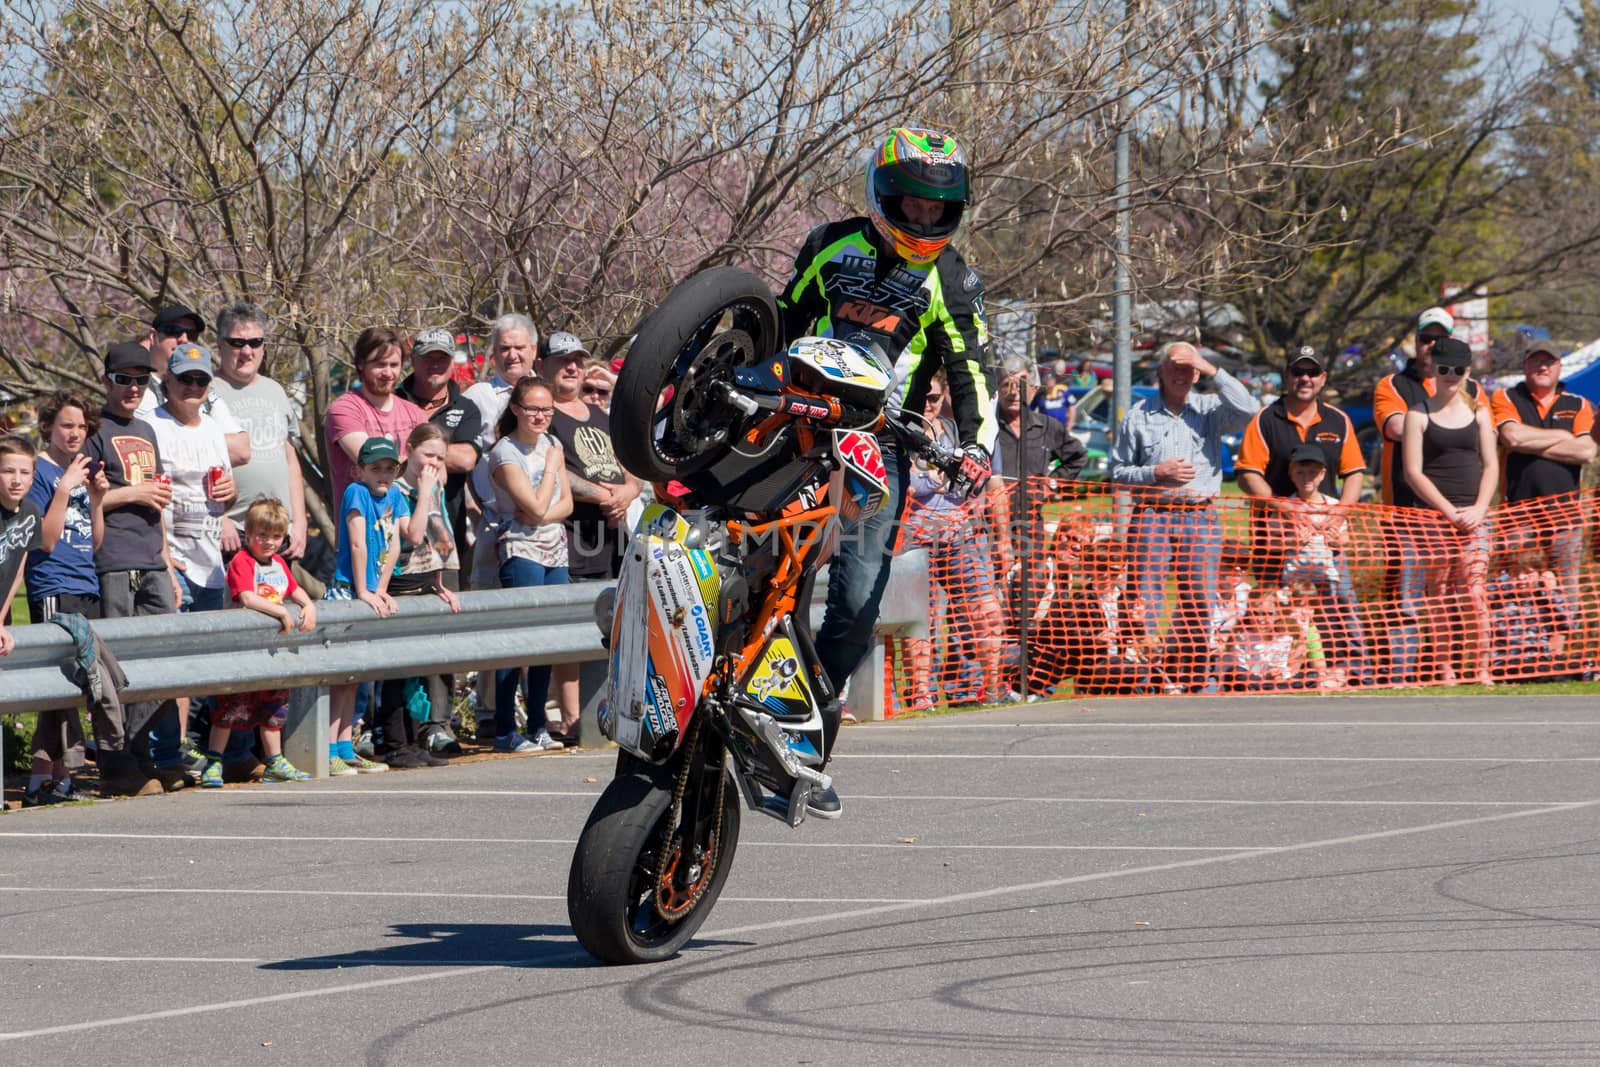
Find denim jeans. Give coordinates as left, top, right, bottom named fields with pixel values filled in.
left=816, top=442, right=910, bottom=693
left=1129, top=503, right=1222, bottom=688
left=495, top=557, right=569, bottom=737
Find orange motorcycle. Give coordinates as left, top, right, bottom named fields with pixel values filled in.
left=566, top=267, right=967, bottom=964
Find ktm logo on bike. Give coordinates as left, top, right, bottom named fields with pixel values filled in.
left=837, top=431, right=887, bottom=484
left=837, top=299, right=901, bottom=332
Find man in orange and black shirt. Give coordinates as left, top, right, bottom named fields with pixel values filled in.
left=1491, top=340, right=1596, bottom=628
left=1237, top=345, right=1370, bottom=681
left=1237, top=345, right=1365, bottom=504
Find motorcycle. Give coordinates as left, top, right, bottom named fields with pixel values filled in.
left=564, top=266, right=972, bottom=964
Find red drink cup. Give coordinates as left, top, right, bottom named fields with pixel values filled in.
left=206, top=466, right=225, bottom=499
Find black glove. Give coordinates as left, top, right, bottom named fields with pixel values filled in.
left=949, top=444, right=992, bottom=499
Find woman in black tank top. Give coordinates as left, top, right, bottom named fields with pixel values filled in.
left=1401, top=355, right=1497, bottom=684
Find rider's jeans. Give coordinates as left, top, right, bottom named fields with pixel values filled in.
left=816, top=443, right=911, bottom=697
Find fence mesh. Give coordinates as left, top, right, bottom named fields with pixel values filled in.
left=885, top=478, right=1590, bottom=713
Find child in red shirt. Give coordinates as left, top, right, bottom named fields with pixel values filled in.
left=204, top=497, right=318, bottom=786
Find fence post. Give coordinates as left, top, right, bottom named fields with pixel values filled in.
left=282, top=687, right=329, bottom=778
left=576, top=659, right=608, bottom=748
left=846, top=637, right=889, bottom=722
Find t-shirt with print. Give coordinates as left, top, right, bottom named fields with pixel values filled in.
left=333, top=481, right=410, bottom=592
left=391, top=473, right=459, bottom=594
left=215, top=375, right=300, bottom=525
left=486, top=435, right=567, bottom=569
left=548, top=404, right=625, bottom=579
left=83, top=410, right=166, bottom=573
left=323, top=388, right=427, bottom=504
left=25, top=455, right=99, bottom=599
left=1, top=499, right=44, bottom=616
left=227, top=550, right=298, bottom=607
left=148, top=406, right=232, bottom=590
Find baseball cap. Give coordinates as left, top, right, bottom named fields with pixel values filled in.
left=357, top=437, right=400, bottom=465
left=1287, top=344, right=1325, bottom=372
left=153, top=304, right=206, bottom=336
left=1287, top=443, right=1327, bottom=467
left=1524, top=340, right=1562, bottom=362
left=167, top=342, right=214, bottom=381
left=412, top=326, right=455, bottom=358
left=1431, top=337, right=1473, bottom=366
left=105, top=341, right=161, bottom=374
left=540, top=331, right=589, bottom=361
left=1417, top=307, right=1454, bottom=335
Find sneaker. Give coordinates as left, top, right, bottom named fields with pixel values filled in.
left=348, top=753, right=388, bottom=773
left=180, top=739, right=208, bottom=775
left=22, top=781, right=57, bottom=808
left=494, top=732, right=539, bottom=754
left=327, top=756, right=359, bottom=777
left=200, top=759, right=224, bottom=789
left=354, top=730, right=376, bottom=758
left=839, top=704, right=858, bottom=724
left=806, top=784, right=843, bottom=820
left=530, top=729, right=565, bottom=751
left=415, top=745, right=448, bottom=767
left=49, top=779, right=85, bottom=803
left=262, top=756, right=312, bottom=783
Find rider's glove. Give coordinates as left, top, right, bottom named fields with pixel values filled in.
left=949, top=444, right=992, bottom=499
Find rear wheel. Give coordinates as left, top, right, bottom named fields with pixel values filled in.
left=566, top=764, right=742, bottom=964
left=612, top=266, right=781, bottom=482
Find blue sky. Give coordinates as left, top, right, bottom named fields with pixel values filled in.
left=1491, top=0, right=1576, bottom=50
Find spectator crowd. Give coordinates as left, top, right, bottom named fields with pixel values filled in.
left=3, top=300, right=1598, bottom=805
left=2, top=303, right=630, bottom=805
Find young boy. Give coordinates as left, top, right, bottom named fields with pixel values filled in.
left=323, top=436, right=410, bottom=775
left=1, top=435, right=44, bottom=660
left=206, top=497, right=317, bottom=786
left=1276, top=443, right=1371, bottom=684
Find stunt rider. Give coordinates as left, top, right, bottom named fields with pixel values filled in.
left=777, top=126, right=997, bottom=818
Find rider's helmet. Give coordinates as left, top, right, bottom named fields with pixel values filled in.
left=864, top=127, right=969, bottom=266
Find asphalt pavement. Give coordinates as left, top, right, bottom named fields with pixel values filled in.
left=3, top=694, right=1598, bottom=1065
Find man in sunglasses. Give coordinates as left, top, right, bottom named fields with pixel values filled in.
left=135, top=304, right=251, bottom=470
left=1491, top=340, right=1596, bottom=633
left=82, top=342, right=184, bottom=796
left=212, top=299, right=307, bottom=562
left=1237, top=346, right=1365, bottom=504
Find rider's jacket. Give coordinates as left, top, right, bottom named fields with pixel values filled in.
left=776, top=218, right=996, bottom=451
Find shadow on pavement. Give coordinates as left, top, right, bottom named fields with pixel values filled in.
left=261, top=923, right=592, bottom=970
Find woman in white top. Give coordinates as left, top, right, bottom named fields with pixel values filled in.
left=485, top=377, right=571, bottom=752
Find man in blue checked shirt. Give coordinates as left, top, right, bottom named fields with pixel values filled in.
left=1111, top=342, right=1258, bottom=692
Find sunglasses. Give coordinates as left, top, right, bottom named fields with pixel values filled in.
left=1289, top=366, right=1323, bottom=378
left=155, top=322, right=196, bottom=339
left=1434, top=363, right=1469, bottom=376
left=581, top=386, right=612, bottom=398
left=224, top=336, right=265, bottom=349
left=107, top=371, right=151, bottom=387
left=174, top=373, right=211, bottom=388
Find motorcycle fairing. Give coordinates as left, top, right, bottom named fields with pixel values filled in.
left=605, top=503, right=722, bottom=760
left=733, top=617, right=826, bottom=769
left=832, top=429, right=889, bottom=522
left=788, top=337, right=892, bottom=396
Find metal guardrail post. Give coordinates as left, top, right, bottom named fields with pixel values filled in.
left=282, top=686, right=330, bottom=779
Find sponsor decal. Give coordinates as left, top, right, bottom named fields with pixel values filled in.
left=837, top=299, right=901, bottom=333
left=963, top=268, right=979, bottom=292
left=836, top=430, right=888, bottom=485
left=688, top=603, right=714, bottom=662
left=1315, top=431, right=1341, bottom=443
left=785, top=399, right=832, bottom=420
left=770, top=360, right=785, bottom=381
left=688, top=548, right=715, bottom=581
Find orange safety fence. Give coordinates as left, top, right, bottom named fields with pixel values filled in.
left=883, top=478, right=1592, bottom=714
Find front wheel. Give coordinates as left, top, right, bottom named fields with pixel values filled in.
left=611, top=266, right=781, bottom=483
left=566, top=768, right=742, bottom=964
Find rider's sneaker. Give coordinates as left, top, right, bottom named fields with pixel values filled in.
left=805, top=785, right=843, bottom=820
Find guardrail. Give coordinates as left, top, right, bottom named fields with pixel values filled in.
left=1, top=550, right=929, bottom=776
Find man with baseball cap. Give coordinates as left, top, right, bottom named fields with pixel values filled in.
left=397, top=326, right=482, bottom=556
left=82, top=342, right=184, bottom=796
left=136, top=303, right=250, bottom=469
left=1491, top=340, right=1596, bottom=631
left=1237, top=345, right=1366, bottom=504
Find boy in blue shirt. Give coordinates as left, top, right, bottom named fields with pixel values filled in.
left=323, top=436, right=410, bottom=775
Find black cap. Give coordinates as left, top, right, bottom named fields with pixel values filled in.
left=1432, top=336, right=1472, bottom=365
left=1287, top=344, right=1325, bottom=372
left=153, top=304, right=206, bottom=335
left=105, top=341, right=161, bottom=374
left=1287, top=443, right=1327, bottom=467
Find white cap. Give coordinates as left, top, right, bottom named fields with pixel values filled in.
left=1417, top=307, right=1454, bottom=334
